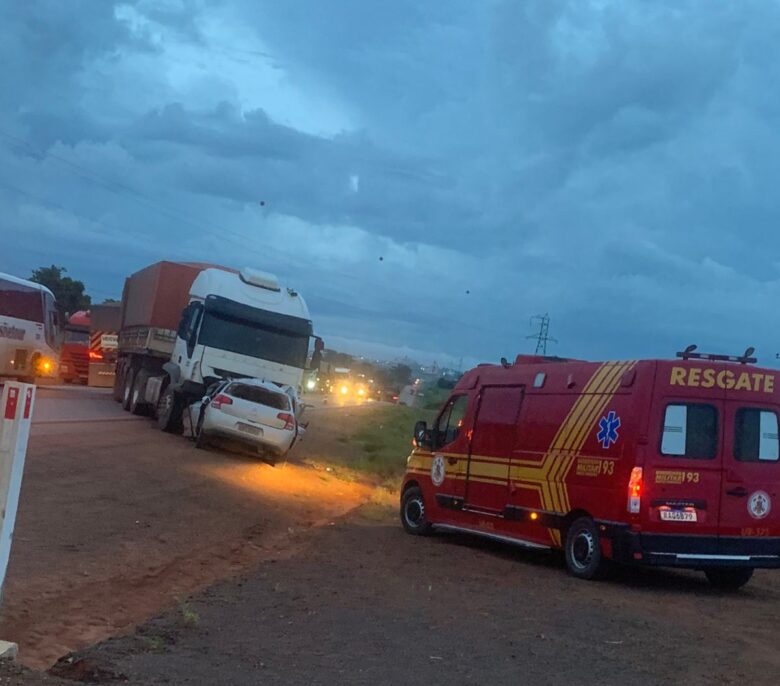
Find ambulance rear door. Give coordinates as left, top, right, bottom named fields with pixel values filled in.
left=719, top=399, right=780, bottom=555
left=645, top=391, right=724, bottom=554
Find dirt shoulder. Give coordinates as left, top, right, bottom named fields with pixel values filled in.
left=0, top=404, right=383, bottom=670
left=16, top=504, right=780, bottom=686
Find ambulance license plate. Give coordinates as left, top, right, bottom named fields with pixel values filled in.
left=660, top=509, right=697, bottom=522
left=237, top=423, right=262, bottom=437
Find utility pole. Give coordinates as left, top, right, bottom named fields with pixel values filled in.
left=527, top=313, right=557, bottom=356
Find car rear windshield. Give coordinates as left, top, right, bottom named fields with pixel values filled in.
left=660, top=403, right=718, bottom=459
left=734, top=408, right=779, bottom=462
left=227, top=383, right=290, bottom=410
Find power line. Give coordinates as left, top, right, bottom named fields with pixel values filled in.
left=527, top=313, right=557, bottom=356
left=0, top=129, right=493, bottom=346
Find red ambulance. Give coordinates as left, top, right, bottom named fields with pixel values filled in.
left=400, top=347, right=780, bottom=590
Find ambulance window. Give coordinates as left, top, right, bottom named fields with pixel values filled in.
left=734, top=409, right=779, bottom=462
left=661, top=403, right=717, bottom=459
left=436, top=395, right=469, bottom=447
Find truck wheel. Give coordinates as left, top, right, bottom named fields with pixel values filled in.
left=157, top=387, right=183, bottom=434
left=113, top=363, right=125, bottom=403
left=129, top=372, right=149, bottom=416
left=705, top=568, right=754, bottom=591
left=564, top=517, right=609, bottom=580
left=121, top=368, right=137, bottom=412
left=400, top=486, right=433, bottom=536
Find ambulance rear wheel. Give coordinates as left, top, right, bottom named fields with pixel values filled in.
left=705, top=567, right=753, bottom=591
left=400, top=486, right=432, bottom=536
left=564, top=517, right=608, bottom=580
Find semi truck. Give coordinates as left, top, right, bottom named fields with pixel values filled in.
left=88, top=303, right=121, bottom=388
left=114, top=261, right=320, bottom=433
left=59, top=311, right=90, bottom=384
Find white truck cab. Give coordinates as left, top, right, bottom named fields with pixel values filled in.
left=172, top=267, right=312, bottom=391
left=115, top=262, right=320, bottom=434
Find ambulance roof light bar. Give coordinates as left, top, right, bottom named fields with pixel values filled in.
left=676, top=344, right=757, bottom=365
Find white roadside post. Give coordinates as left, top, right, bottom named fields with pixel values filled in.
left=0, top=382, right=35, bottom=660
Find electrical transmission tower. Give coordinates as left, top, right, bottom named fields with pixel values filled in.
left=527, top=313, right=557, bottom=355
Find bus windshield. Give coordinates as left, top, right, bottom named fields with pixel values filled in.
left=0, top=277, right=44, bottom=323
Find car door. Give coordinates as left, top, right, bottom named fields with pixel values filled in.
left=643, top=397, right=724, bottom=553
left=429, top=394, right=471, bottom=508
left=719, top=402, right=780, bottom=553
left=464, top=385, right=523, bottom=514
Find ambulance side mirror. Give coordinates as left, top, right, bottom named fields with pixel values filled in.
left=413, top=420, right=431, bottom=449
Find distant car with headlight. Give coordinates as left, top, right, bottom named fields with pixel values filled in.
left=195, top=378, right=298, bottom=463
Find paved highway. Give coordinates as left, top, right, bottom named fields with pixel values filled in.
left=31, top=385, right=136, bottom=425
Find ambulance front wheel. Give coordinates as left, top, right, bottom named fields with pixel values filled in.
left=401, top=486, right=433, bottom=536
left=564, top=517, right=609, bottom=580
left=704, top=567, right=753, bottom=591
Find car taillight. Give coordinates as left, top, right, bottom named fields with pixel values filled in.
left=211, top=394, right=233, bottom=410
left=277, top=412, right=295, bottom=430
left=627, top=467, right=643, bottom=514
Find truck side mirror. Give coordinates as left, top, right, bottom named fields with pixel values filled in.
left=413, top=420, right=430, bottom=449
left=309, top=336, right=324, bottom=370
left=177, top=307, right=190, bottom=339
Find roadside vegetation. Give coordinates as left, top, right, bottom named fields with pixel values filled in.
left=334, top=404, right=437, bottom=488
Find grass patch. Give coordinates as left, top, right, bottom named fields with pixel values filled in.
left=140, top=634, right=166, bottom=653
left=419, top=385, right=451, bottom=411
left=177, top=599, right=200, bottom=628
left=338, top=404, right=436, bottom=488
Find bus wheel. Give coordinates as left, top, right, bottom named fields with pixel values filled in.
left=121, top=367, right=136, bottom=412
left=157, top=387, right=183, bottom=434
left=705, top=568, right=754, bottom=591
left=400, top=486, right=433, bottom=536
left=564, top=517, right=608, bottom=580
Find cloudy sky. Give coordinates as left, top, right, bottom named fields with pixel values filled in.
left=2, top=0, right=780, bottom=368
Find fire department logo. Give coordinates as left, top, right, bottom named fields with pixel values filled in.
left=431, top=455, right=446, bottom=486
left=597, top=410, right=621, bottom=449
left=748, top=491, right=771, bottom=520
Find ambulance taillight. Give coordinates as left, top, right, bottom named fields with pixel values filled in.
left=627, top=467, right=643, bottom=514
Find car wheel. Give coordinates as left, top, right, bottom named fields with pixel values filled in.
left=400, top=486, right=433, bottom=536
left=564, top=516, right=609, bottom=580
left=157, top=387, right=183, bottom=434
left=705, top=568, right=754, bottom=591
left=121, top=367, right=136, bottom=412
left=194, top=413, right=208, bottom=449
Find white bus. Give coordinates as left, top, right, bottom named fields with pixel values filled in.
left=0, top=272, right=60, bottom=381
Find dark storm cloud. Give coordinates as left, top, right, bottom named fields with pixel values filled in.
left=3, top=0, right=780, bottom=365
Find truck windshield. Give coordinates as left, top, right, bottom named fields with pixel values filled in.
left=64, top=329, right=89, bottom=344
left=199, top=311, right=310, bottom=369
